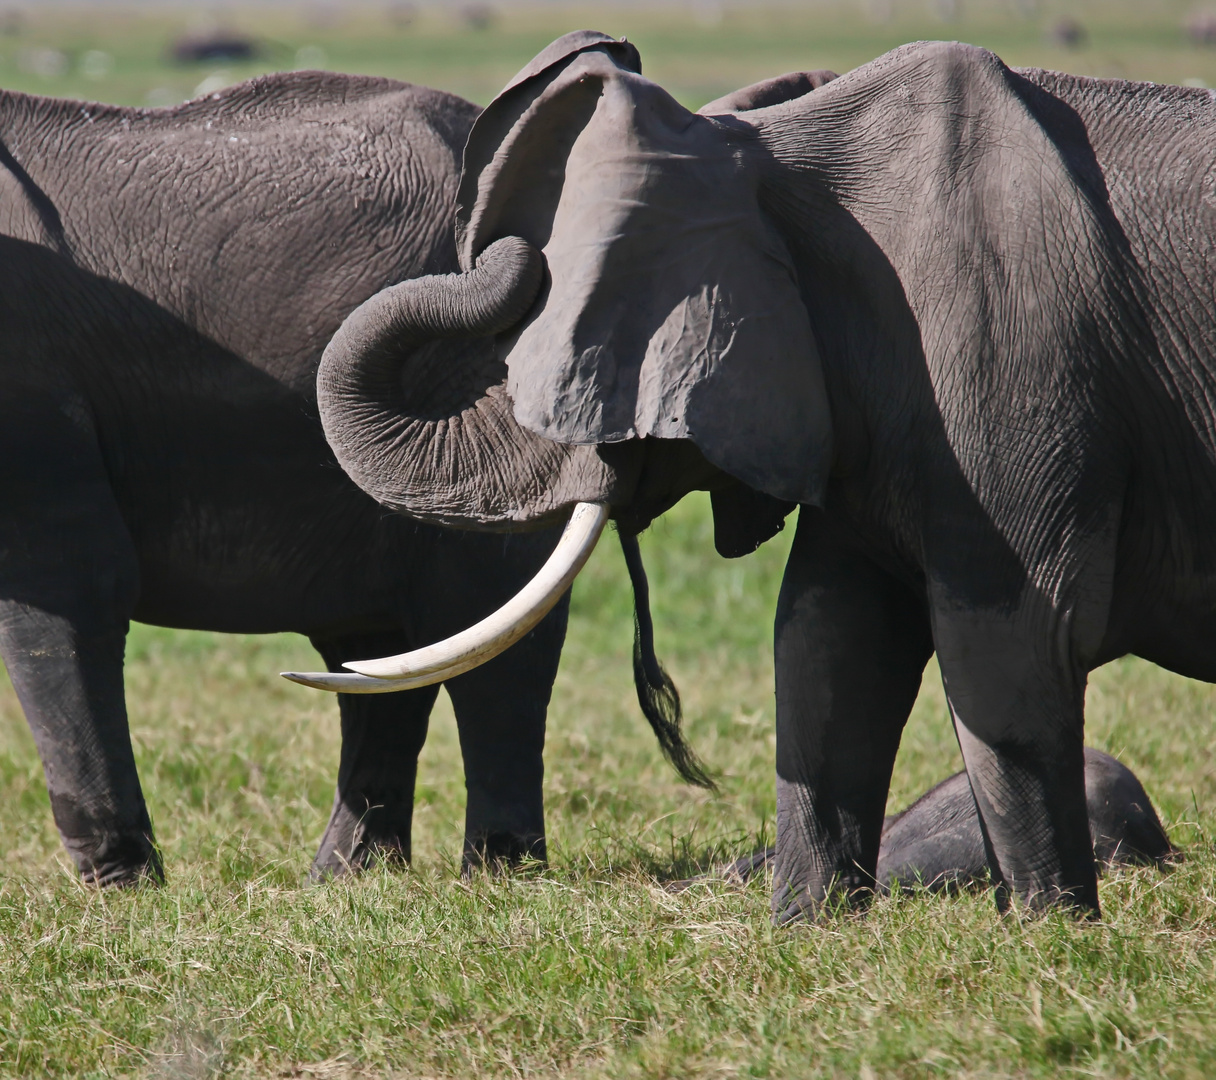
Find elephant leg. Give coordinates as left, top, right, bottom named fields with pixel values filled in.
left=0, top=394, right=153, bottom=884
left=443, top=594, right=569, bottom=874
left=932, top=607, right=1097, bottom=915
left=0, top=607, right=156, bottom=884
left=772, top=509, right=933, bottom=923
left=308, top=632, right=438, bottom=881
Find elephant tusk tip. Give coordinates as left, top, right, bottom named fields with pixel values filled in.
left=280, top=671, right=341, bottom=691
left=280, top=669, right=439, bottom=694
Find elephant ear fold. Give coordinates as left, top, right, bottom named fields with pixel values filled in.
left=455, top=31, right=641, bottom=272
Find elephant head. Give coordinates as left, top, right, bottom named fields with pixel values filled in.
left=295, top=33, right=837, bottom=691
left=451, top=34, right=834, bottom=518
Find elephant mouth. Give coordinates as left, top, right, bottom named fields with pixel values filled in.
left=600, top=437, right=728, bottom=536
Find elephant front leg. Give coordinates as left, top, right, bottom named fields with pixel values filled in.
left=309, top=633, right=437, bottom=881
left=772, top=510, right=933, bottom=923
left=933, top=607, right=1098, bottom=915
left=444, top=596, right=568, bottom=873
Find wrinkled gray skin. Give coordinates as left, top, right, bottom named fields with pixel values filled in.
left=0, top=72, right=569, bottom=886
left=316, top=31, right=1216, bottom=923
left=722, top=749, right=1174, bottom=893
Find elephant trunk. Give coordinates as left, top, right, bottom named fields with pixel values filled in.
left=296, top=235, right=626, bottom=692
left=317, top=236, right=567, bottom=527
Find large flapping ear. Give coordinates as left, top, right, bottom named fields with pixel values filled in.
left=455, top=34, right=833, bottom=508
left=455, top=30, right=641, bottom=274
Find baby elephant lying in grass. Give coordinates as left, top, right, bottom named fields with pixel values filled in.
left=721, top=749, right=1174, bottom=894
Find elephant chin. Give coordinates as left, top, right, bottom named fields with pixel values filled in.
left=315, top=236, right=621, bottom=529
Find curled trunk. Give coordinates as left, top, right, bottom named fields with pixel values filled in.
left=316, top=236, right=618, bottom=528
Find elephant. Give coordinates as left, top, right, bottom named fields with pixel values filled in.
left=298, top=30, right=1216, bottom=922
left=718, top=748, right=1174, bottom=894
left=0, top=68, right=706, bottom=888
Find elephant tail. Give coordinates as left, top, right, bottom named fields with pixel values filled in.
left=619, top=531, right=716, bottom=790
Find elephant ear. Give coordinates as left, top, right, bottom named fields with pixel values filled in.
left=455, top=35, right=833, bottom=508
left=698, top=69, right=838, bottom=115
left=455, top=30, right=642, bottom=273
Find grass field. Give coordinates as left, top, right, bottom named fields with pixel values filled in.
left=2, top=3, right=1216, bottom=1077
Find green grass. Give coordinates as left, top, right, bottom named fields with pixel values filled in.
left=2, top=5, right=1216, bottom=1077
left=2, top=497, right=1214, bottom=1078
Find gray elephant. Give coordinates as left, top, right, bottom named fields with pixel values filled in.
left=0, top=70, right=598, bottom=887
left=720, top=748, right=1174, bottom=894
left=301, top=31, right=1215, bottom=922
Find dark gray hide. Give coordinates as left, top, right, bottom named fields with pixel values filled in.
left=0, top=72, right=567, bottom=885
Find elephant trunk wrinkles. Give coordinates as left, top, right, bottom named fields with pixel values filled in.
left=316, top=237, right=546, bottom=526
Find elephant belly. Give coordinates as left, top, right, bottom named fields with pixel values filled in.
left=117, top=448, right=413, bottom=636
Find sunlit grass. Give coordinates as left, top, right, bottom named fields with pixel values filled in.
left=1, top=497, right=1214, bottom=1077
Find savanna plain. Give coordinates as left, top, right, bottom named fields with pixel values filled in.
left=2, top=3, right=1215, bottom=1077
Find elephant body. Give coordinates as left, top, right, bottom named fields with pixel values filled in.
left=313, top=33, right=1213, bottom=920
left=0, top=72, right=566, bottom=884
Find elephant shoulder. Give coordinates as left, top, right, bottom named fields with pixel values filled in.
left=821, top=39, right=1039, bottom=123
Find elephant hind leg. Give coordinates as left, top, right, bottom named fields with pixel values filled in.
left=0, top=608, right=159, bottom=885
left=308, top=632, right=438, bottom=882
left=0, top=392, right=154, bottom=885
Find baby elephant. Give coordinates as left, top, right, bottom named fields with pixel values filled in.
left=725, top=749, right=1173, bottom=893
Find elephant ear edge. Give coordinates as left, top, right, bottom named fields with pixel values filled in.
left=698, top=69, right=838, bottom=115
left=455, top=30, right=641, bottom=272
left=710, top=482, right=797, bottom=559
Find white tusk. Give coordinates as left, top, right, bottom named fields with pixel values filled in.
left=279, top=670, right=447, bottom=694
left=280, top=501, right=609, bottom=694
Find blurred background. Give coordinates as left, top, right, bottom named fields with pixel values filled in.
left=3, top=0, right=1216, bottom=111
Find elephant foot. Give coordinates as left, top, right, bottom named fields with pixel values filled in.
left=769, top=875, right=867, bottom=925
left=65, top=831, right=163, bottom=888
left=669, top=832, right=879, bottom=919
left=461, top=830, right=546, bottom=877
left=309, top=793, right=410, bottom=883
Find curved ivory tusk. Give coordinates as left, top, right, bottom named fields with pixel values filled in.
left=279, top=669, right=447, bottom=694
left=280, top=502, right=609, bottom=694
